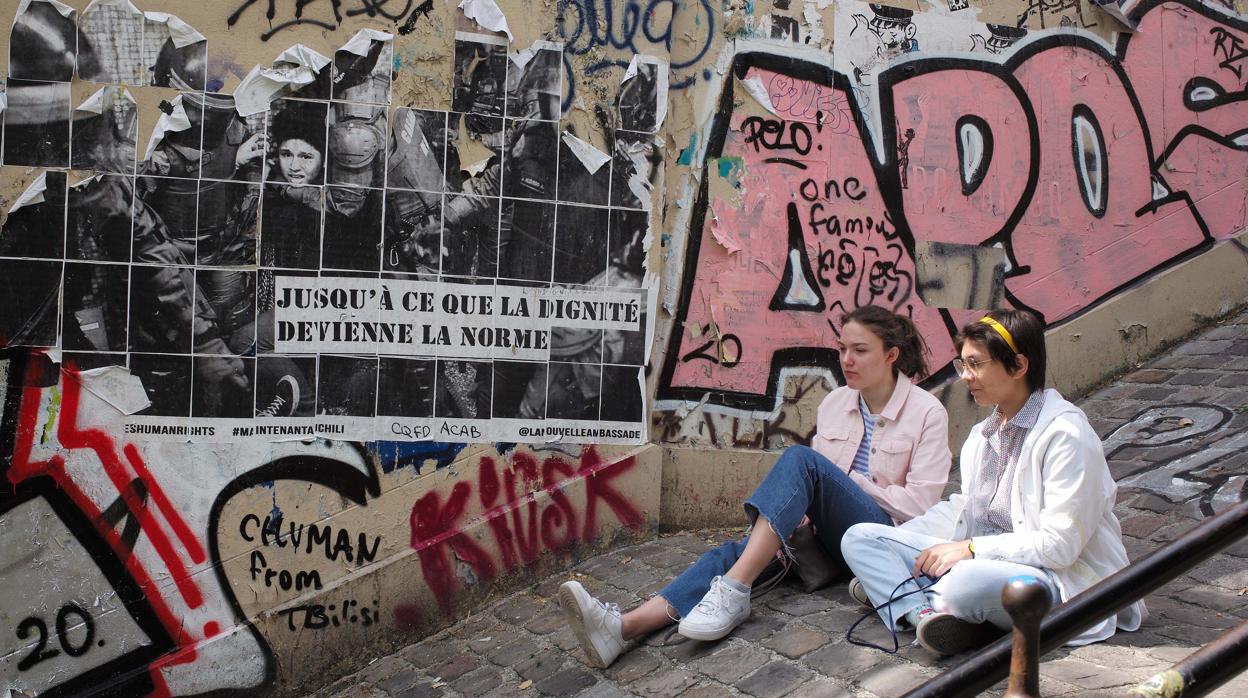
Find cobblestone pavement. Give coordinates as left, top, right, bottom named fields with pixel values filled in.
left=313, top=310, right=1248, bottom=698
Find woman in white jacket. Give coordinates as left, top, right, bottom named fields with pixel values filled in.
left=841, top=309, right=1145, bottom=656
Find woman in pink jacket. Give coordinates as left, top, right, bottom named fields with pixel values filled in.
left=559, top=305, right=953, bottom=667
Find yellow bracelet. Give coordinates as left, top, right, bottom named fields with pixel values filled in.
left=967, top=540, right=976, bottom=557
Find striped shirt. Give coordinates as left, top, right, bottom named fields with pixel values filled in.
left=969, top=391, right=1046, bottom=536
left=850, top=395, right=880, bottom=477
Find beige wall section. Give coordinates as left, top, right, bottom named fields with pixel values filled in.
left=1045, top=233, right=1248, bottom=399
left=660, top=448, right=779, bottom=530
left=217, top=443, right=662, bottom=696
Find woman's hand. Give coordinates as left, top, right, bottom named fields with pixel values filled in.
left=235, top=132, right=267, bottom=169
left=913, top=540, right=973, bottom=579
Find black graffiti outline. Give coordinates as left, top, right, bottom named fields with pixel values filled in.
left=769, top=202, right=827, bottom=312
left=655, top=53, right=945, bottom=410
left=1106, top=402, right=1240, bottom=518
left=227, top=0, right=343, bottom=40
left=204, top=451, right=382, bottom=694
left=882, top=28, right=1215, bottom=313
left=0, top=475, right=174, bottom=697
left=954, top=114, right=994, bottom=196
left=556, top=0, right=715, bottom=109
left=0, top=350, right=383, bottom=696
left=1071, top=103, right=1109, bottom=218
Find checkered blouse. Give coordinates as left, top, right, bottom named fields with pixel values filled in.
left=969, top=390, right=1046, bottom=536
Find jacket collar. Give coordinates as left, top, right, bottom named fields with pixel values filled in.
left=845, top=372, right=913, bottom=421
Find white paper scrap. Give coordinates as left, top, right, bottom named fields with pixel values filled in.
left=75, top=87, right=109, bottom=114
left=277, top=44, right=332, bottom=72
left=9, top=173, right=48, bottom=214
left=458, top=0, right=513, bottom=42
left=560, top=132, right=610, bottom=174
left=142, top=95, right=191, bottom=160
left=143, top=11, right=206, bottom=47
left=339, top=28, right=394, bottom=56
left=741, top=73, right=780, bottom=117
left=77, top=366, right=151, bottom=415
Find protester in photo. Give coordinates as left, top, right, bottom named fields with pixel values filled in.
left=559, top=305, right=952, bottom=668
left=262, top=107, right=327, bottom=270
left=273, top=127, right=326, bottom=186
left=841, top=310, right=1146, bottom=656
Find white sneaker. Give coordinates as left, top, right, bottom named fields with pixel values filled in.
left=848, top=577, right=872, bottom=608
left=558, top=581, right=626, bottom=668
left=677, top=576, right=751, bottom=641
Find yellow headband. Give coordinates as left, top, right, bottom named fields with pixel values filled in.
left=979, top=316, right=1019, bottom=353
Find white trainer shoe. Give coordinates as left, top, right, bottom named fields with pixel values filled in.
left=848, top=577, right=872, bottom=608
left=677, top=575, right=751, bottom=641
left=558, top=580, right=626, bottom=668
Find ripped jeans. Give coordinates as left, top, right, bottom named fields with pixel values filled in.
left=658, top=445, right=893, bottom=616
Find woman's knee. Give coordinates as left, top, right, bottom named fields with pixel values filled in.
left=929, top=561, right=997, bottom=615
left=775, top=444, right=819, bottom=472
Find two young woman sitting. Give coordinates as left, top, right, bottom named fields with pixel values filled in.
left=559, top=306, right=1143, bottom=668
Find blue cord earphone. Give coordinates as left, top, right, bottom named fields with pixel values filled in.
left=846, top=575, right=937, bottom=653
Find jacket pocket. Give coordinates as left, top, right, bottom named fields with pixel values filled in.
left=871, top=438, right=913, bottom=484
left=813, top=425, right=853, bottom=467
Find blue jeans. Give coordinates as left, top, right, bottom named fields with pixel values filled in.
left=658, top=445, right=893, bottom=616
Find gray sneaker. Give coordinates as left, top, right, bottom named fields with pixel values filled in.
left=678, top=576, right=751, bottom=641
left=916, top=611, right=1000, bottom=656
left=559, top=581, right=626, bottom=668
left=848, top=577, right=872, bottom=608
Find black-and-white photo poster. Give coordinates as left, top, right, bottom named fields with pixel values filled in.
left=0, top=29, right=657, bottom=445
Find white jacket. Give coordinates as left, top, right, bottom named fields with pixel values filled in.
left=899, top=389, right=1146, bottom=644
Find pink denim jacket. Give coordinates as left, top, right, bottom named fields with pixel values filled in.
left=810, top=374, right=952, bottom=523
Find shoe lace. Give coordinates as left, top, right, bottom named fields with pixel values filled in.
left=257, top=393, right=288, bottom=418
left=694, top=576, right=731, bottom=614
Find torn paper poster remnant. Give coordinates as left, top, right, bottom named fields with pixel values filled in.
left=74, top=86, right=135, bottom=115
left=709, top=213, right=744, bottom=255
left=143, top=11, right=205, bottom=47
left=233, top=44, right=331, bottom=116
left=560, top=132, right=610, bottom=175
left=17, top=0, right=75, bottom=20
left=621, top=55, right=668, bottom=133
left=9, top=173, right=49, bottom=214
left=338, top=28, right=395, bottom=56
left=142, top=94, right=191, bottom=159
left=459, top=0, right=513, bottom=42
left=76, top=365, right=152, bottom=415
left=741, top=73, right=781, bottom=117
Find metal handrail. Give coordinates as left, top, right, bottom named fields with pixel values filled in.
left=1001, top=576, right=1051, bottom=698
left=1129, top=618, right=1248, bottom=698
left=903, top=498, right=1248, bottom=698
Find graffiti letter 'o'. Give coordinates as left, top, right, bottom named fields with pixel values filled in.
left=955, top=115, right=993, bottom=197
left=799, top=178, right=820, bottom=202
left=1071, top=104, right=1108, bottom=218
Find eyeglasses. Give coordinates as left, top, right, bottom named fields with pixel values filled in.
left=953, top=357, right=993, bottom=376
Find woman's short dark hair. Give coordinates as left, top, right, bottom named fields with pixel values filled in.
left=956, top=309, right=1046, bottom=392
left=270, top=101, right=326, bottom=154
left=840, top=305, right=931, bottom=380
